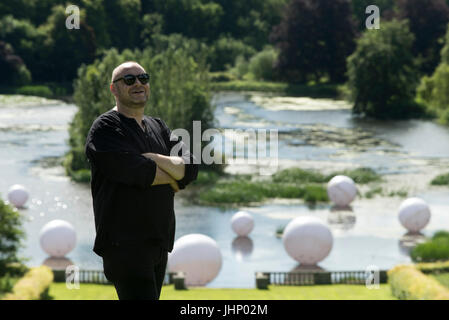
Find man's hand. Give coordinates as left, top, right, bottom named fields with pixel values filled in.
left=152, top=166, right=179, bottom=192
left=142, top=152, right=185, bottom=181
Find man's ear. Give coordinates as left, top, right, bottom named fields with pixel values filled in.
left=110, top=83, right=115, bottom=95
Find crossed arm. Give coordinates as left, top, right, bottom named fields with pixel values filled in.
left=143, top=153, right=185, bottom=192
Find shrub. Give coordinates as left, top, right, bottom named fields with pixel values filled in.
left=208, top=72, right=237, bottom=82
left=432, top=231, right=449, bottom=241
left=0, top=196, right=25, bottom=277
left=346, top=20, right=424, bottom=119
left=0, top=274, right=14, bottom=296
left=388, top=265, right=449, bottom=300
left=208, top=36, right=256, bottom=72
left=15, top=85, right=53, bottom=98
left=2, top=266, right=53, bottom=300
left=416, top=260, right=449, bottom=274
left=230, top=55, right=250, bottom=80
left=71, top=169, right=91, bottom=183
left=411, top=236, right=449, bottom=263
left=430, top=173, right=449, bottom=186
left=416, top=63, right=449, bottom=125
left=247, top=47, right=278, bottom=81
left=430, top=172, right=449, bottom=186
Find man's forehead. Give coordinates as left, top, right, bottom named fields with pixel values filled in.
left=112, top=62, right=145, bottom=80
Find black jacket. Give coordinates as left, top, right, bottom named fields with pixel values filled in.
left=85, top=109, right=198, bottom=256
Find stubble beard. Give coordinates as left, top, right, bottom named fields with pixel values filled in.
left=118, top=88, right=149, bottom=109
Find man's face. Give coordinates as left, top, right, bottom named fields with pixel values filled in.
left=111, top=64, right=150, bottom=108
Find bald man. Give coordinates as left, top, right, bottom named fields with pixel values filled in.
left=85, top=61, right=198, bottom=300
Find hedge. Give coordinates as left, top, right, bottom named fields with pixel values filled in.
left=388, top=265, right=449, bottom=300
left=2, top=266, right=53, bottom=300
left=416, top=260, right=449, bottom=274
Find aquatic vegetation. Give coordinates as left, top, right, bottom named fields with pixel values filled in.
left=195, top=166, right=383, bottom=206
left=431, top=173, right=449, bottom=186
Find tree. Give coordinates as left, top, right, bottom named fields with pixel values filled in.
left=140, top=13, right=164, bottom=48
left=102, top=0, right=142, bottom=50
left=247, top=46, right=279, bottom=81
left=36, top=5, right=97, bottom=82
left=350, top=0, right=395, bottom=32
left=0, top=16, right=45, bottom=82
left=346, top=20, right=423, bottom=119
left=0, top=41, right=31, bottom=86
left=208, top=36, right=256, bottom=72
left=0, top=196, right=25, bottom=277
left=416, top=24, right=449, bottom=125
left=270, top=0, right=356, bottom=83
left=396, top=0, right=449, bottom=75
left=142, top=0, right=223, bottom=42
left=213, top=0, right=288, bottom=47
left=82, top=0, right=111, bottom=48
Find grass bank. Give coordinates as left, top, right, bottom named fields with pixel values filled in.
left=210, top=80, right=342, bottom=98
left=48, top=283, right=395, bottom=300
left=0, top=83, right=74, bottom=102
left=192, top=167, right=382, bottom=207
left=432, top=273, right=449, bottom=289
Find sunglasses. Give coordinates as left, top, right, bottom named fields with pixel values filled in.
left=113, top=73, right=150, bottom=85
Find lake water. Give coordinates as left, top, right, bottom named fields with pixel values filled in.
left=0, top=93, right=448, bottom=288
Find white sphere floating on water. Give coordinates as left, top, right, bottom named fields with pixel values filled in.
left=168, top=234, right=222, bottom=286
left=39, top=220, right=77, bottom=258
left=327, top=175, right=357, bottom=207
left=7, top=184, right=29, bottom=208
left=398, top=197, right=431, bottom=233
left=282, top=216, right=333, bottom=265
left=231, top=211, right=254, bottom=236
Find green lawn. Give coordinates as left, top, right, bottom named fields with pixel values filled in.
left=47, top=283, right=396, bottom=300
left=431, top=273, right=449, bottom=289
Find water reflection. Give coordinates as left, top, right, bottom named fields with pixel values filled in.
left=328, top=205, right=356, bottom=231
left=42, top=257, right=74, bottom=270
left=398, top=232, right=428, bottom=257
left=290, top=264, right=326, bottom=272
left=231, top=236, right=253, bottom=261
left=330, top=205, right=353, bottom=212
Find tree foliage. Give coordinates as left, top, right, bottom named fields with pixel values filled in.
left=346, top=20, right=423, bottom=119
left=247, top=46, right=279, bottom=81
left=416, top=25, right=449, bottom=125
left=0, top=196, right=25, bottom=277
left=395, top=0, right=449, bottom=75
left=208, top=36, right=256, bottom=72
left=0, top=41, right=31, bottom=86
left=350, top=0, right=395, bottom=31
left=35, top=5, right=97, bottom=82
left=0, top=0, right=290, bottom=83
left=270, top=0, right=356, bottom=83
